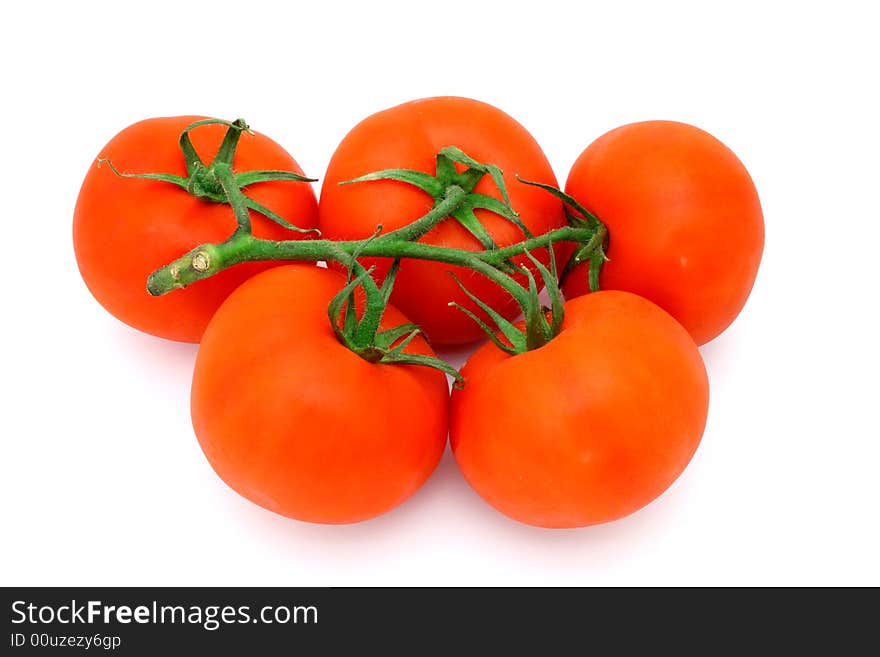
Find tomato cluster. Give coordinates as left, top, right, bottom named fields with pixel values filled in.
left=74, top=98, right=763, bottom=528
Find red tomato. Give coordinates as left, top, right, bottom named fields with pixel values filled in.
left=319, top=97, right=565, bottom=346
left=73, top=116, right=318, bottom=343
left=563, top=121, right=764, bottom=345
left=451, top=291, right=708, bottom=528
left=191, top=265, right=450, bottom=524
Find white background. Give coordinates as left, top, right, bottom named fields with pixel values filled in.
left=2, top=1, right=878, bottom=586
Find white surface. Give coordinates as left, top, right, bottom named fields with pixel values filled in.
left=2, top=1, right=878, bottom=586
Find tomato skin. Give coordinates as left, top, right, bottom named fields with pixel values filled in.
left=318, top=97, right=566, bottom=346
left=450, top=291, right=708, bottom=528
left=191, top=265, right=449, bottom=524
left=563, top=121, right=764, bottom=345
left=73, top=116, right=318, bottom=343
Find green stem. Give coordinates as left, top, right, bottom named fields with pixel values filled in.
left=374, top=185, right=468, bottom=244
left=146, top=224, right=599, bottom=302
left=107, top=117, right=615, bottom=374
left=214, top=164, right=252, bottom=232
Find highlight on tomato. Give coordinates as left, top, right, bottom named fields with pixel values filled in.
left=73, top=116, right=319, bottom=343
left=561, top=120, right=764, bottom=345
left=318, top=96, right=566, bottom=346
left=191, top=265, right=451, bottom=524
left=450, top=291, right=709, bottom=528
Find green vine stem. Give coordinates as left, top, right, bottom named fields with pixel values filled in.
left=146, top=224, right=603, bottom=302
left=134, top=118, right=609, bottom=371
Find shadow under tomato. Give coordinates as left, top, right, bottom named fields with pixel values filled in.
left=222, top=440, right=701, bottom=562
left=105, top=317, right=199, bottom=375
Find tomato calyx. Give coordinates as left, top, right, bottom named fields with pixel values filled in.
left=328, top=250, right=464, bottom=386
left=448, top=243, right=565, bottom=355
left=340, top=146, right=531, bottom=250
left=516, top=178, right=609, bottom=293
left=97, top=118, right=319, bottom=236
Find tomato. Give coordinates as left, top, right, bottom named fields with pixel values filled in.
left=318, top=96, right=565, bottom=346
left=73, top=116, right=318, bottom=343
left=562, top=121, right=764, bottom=345
left=191, top=265, right=449, bottom=524
left=450, top=291, right=708, bottom=528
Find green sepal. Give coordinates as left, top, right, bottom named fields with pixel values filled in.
left=327, top=266, right=376, bottom=347
left=449, top=274, right=527, bottom=353
left=342, top=280, right=359, bottom=337
left=588, top=247, right=608, bottom=293
left=519, top=264, right=552, bottom=350
left=379, top=351, right=465, bottom=388
left=558, top=235, right=608, bottom=293
left=516, top=176, right=601, bottom=229
left=99, top=117, right=317, bottom=235
left=177, top=118, right=250, bottom=177
left=244, top=197, right=321, bottom=235
left=341, top=146, right=529, bottom=247
left=237, top=170, right=318, bottom=187
left=348, top=230, right=388, bottom=346
left=211, top=118, right=249, bottom=166
left=448, top=302, right=519, bottom=356
left=96, top=159, right=188, bottom=189
left=374, top=323, right=421, bottom=350
left=386, top=328, right=421, bottom=355
left=339, top=169, right=444, bottom=197
left=448, top=242, right=565, bottom=354
left=452, top=206, right=497, bottom=250
left=178, top=128, right=205, bottom=176
left=517, top=176, right=609, bottom=294
left=438, top=146, right=509, bottom=203
left=327, top=254, right=463, bottom=385
left=468, top=193, right=532, bottom=238
left=379, top=259, right=402, bottom=305
left=523, top=243, right=565, bottom=337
